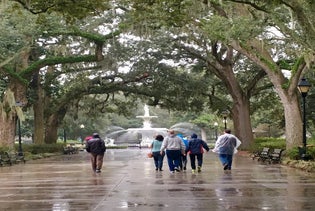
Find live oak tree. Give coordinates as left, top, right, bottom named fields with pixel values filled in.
left=3, top=0, right=313, bottom=150
left=214, top=0, right=315, bottom=149
left=1, top=0, right=206, bottom=146
left=128, top=0, right=315, bottom=150
left=0, top=1, right=115, bottom=146
left=126, top=1, right=270, bottom=148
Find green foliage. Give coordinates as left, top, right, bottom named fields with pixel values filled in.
left=0, top=145, right=10, bottom=152
left=10, top=0, right=110, bottom=23
left=251, top=137, right=315, bottom=161
left=249, top=137, right=286, bottom=151
left=17, top=143, right=64, bottom=154
left=285, top=147, right=300, bottom=160
left=130, top=0, right=202, bottom=31
left=285, top=145, right=315, bottom=161
left=191, top=113, right=216, bottom=128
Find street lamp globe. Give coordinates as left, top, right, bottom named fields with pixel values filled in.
left=221, top=110, right=230, bottom=129
left=214, top=122, right=218, bottom=140
left=297, top=78, right=311, bottom=96
left=79, top=124, right=85, bottom=143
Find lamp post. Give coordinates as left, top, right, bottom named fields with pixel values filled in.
left=63, top=128, right=67, bottom=143
left=214, top=122, right=218, bottom=140
left=17, top=117, right=23, bottom=156
left=80, top=124, right=85, bottom=144
left=297, top=78, right=311, bottom=159
left=221, top=110, right=229, bottom=129
left=15, top=102, right=24, bottom=156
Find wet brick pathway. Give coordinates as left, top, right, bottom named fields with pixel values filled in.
left=0, top=149, right=315, bottom=210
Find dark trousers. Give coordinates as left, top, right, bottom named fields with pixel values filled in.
left=189, top=153, right=203, bottom=170
left=152, top=151, right=165, bottom=170
left=165, top=150, right=181, bottom=171
left=179, top=154, right=187, bottom=170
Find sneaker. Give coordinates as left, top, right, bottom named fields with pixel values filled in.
left=183, top=167, right=186, bottom=171
left=223, top=164, right=229, bottom=170
left=170, top=171, right=175, bottom=174
left=197, top=166, right=201, bottom=172
left=174, top=167, right=180, bottom=172
left=95, top=169, right=101, bottom=173
left=155, top=168, right=158, bottom=171
left=192, top=169, right=196, bottom=174
left=159, top=168, right=163, bottom=171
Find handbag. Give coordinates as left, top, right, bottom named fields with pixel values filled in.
left=147, top=152, right=153, bottom=158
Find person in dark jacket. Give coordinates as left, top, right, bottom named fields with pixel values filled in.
left=186, top=133, right=209, bottom=173
left=86, top=133, right=106, bottom=173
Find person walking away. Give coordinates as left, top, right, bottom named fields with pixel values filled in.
left=212, top=129, right=241, bottom=171
left=177, top=134, right=189, bottom=171
left=150, top=135, right=165, bottom=171
left=160, top=130, right=186, bottom=173
left=186, top=133, right=209, bottom=173
left=86, top=133, right=106, bottom=173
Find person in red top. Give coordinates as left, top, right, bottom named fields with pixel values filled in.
left=85, top=133, right=106, bottom=173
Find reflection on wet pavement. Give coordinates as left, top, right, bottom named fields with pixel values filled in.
left=0, top=149, right=315, bottom=210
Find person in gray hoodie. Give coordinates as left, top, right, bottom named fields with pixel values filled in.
left=160, top=130, right=186, bottom=173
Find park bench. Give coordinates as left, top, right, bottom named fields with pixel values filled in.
left=267, top=148, right=284, bottom=164
left=0, top=151, right=12, bottom=166
left=251, top=147, right=271, bottom=162
left=6, top=151, right=26, bottom=164
left=63, top=144, right=78, bottom=154
left=0, top=151, right=25, bottom=166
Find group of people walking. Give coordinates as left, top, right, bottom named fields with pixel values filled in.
left=84, top=128, right=241, bottom=174
left=150, top=129, right=241, bottom=174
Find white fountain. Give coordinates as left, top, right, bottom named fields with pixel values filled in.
left=136, top=104, right=157, bottom=128
left=129, top=104, right=168, bottom=147
left=105, top=105, right=168, bottom=147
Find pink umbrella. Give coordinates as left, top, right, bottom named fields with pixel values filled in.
left=84, top=136, right=93, bottom=141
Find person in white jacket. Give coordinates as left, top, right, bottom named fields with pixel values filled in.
left=160, top=130, right=186, bottom=173
left=212, top=129, right=241, bottom=171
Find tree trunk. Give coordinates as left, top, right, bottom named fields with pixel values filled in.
left=33, top=97, right=45, bottom=144
left=33, top=73, right=45, bottom=144
left=231, top=40, right=304, bottom=150
left=0, top=114, right=17, bottom=148
left=45, top=114, right=59, bottom=144
left=276, top=89, right=303, bottom=149
left=200, top=127, right=208, bottom=142
left=209, top=46, right=257, bottom=150
left=0, top=49, right=29, bottom=147
left=231, top=97, right=253, bottom=149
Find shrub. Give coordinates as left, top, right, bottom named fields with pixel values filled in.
left=15, top=143, right=64, bottom=154
left=249, top=137, right=286, bottom=152
left=285, top=147, right=300, bottom=160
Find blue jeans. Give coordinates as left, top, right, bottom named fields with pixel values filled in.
left=218, top=154, right=233, bottom=170
left=165, top=150, right=181, bottom=171
left=152, top=151, right=165, bottom=170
